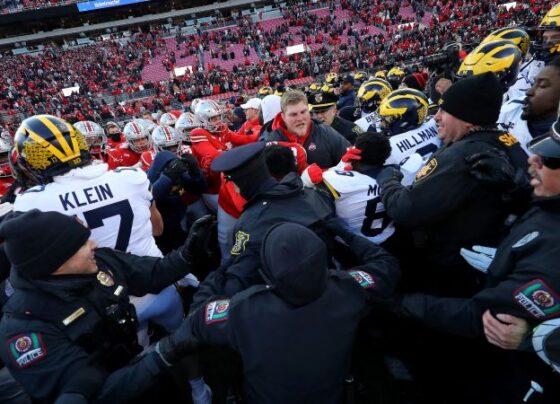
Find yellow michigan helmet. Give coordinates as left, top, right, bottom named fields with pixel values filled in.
left=387, top=67, right=406, bottom=89
left=539, top=3, right=560, bottom=30
left=357, top=79, right=392, bottom=113
left=308, top=82, right=322, bottom=93
left=258, top=86, right=274, bottom=98
left=13, top=115, right=90, bottom=184
left=456, top=40, right=522, bottom=91
left=353, top=71, right=368, bottom=85
left=378, top=88, right=429, bottom=136
left=374, top=70, right=387, bottom=79
left=326, top=72, right=340, bottom=84
left=481, top=27, right=530, bottom=57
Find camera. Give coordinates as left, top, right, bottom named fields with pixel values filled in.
left=423, top=42, right=462, bottom=76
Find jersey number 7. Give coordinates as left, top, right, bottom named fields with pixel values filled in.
left=83, top=200, right=134, bottom=252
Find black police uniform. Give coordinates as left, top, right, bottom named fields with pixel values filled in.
left=0, top=248, right=191, bottom=403
left=379, top=128, right=529, bottom=296
left=265, top=120, right=350, bottom=168
left=187, top=222, right=399, bottom=404
left=331, top=116, right=363, bottom=145
left=193, top=143, right=334, bottom=309
left=396, top=195, right=560, bottom=403
left=192, top=172, right=334, bottom=309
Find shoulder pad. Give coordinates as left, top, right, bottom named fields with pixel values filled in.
left=110, top=166, right=149, bottom=185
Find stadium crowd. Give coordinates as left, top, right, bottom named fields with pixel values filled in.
left=1, top=0, right=560, bottom=403
left=0, top=0, right=553, bottom=134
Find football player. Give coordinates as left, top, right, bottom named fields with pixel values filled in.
left=73, top=120, right=107, bottom=161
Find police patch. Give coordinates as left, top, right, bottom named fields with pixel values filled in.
left=349, top=270, right=375, bottom=289
left=7, top=333, right=47, bottom=368
left=231, top=231, right=250, bottom=255
left=97, top=271, right=114, bottom=287
left=514, top=279, right=560, bottom=319
left=414, top=158, right=438, bottom=182
left=512, top=231, right=539, bottom=248
left=205, top=300, right=230, bottom=325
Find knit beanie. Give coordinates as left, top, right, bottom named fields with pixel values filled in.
left=0, top=210, right=91, bottom=278
left=439, top=72, right=502, bottom=126
left=402, top=73, right=426, bottom=91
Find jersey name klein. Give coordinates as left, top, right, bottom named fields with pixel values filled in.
left=393, top=125, right=438, bottom=154
left=59, top=183, right=114, bottom=211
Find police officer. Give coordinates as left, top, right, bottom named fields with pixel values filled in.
left=0, top=210, right=215, bottom=403
left=376, top=72, right=529, bottom=297
left=192, top=142, right=334, bottom=308
left=309, top=86, right=363, bottom=144
left=187, top=221, right=399, bottom=404
left=390, top=124, right=560, bottom=403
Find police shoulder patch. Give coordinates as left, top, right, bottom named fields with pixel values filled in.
left=7, top=332, right=47, bottom=368
left=205, top=300, right=230, bottom=325
left=231, top=231, right=250, bottom=255
left=512, top=231, right=540, bottom=248
left=349, top=270, right=375, bottom=289
left=513, top=279, right=560, bottom=319
left=414, top=158, right=438, bottom=182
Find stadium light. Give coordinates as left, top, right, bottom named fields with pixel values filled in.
left=286, top=44, right=306, bottom=56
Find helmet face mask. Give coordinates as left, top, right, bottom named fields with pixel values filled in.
left=194, top=100, right=228, bottom=134
left=378, top=89, right=429, bottom=136
left=357, top=79, right=392, bottom=114
left=176, top=112, right=200, bottom=141
left=14, top=115, right=91, bottom=185
left=456, top=40, right=522, bottom=92
left=73, top=121, right=106, bottom=157
left=123, top=120, right=154, bottom=154
left=152, top=125, right=181, bottom=152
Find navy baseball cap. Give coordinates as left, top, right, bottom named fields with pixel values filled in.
left=211, top=142, right=266, bottom=173
left=528, top=119, right=560, bottom=158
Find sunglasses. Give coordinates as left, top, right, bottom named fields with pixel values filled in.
left=541, top=155, right=560, bottom=170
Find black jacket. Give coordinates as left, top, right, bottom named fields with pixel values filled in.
left=192, top=173, right=334, bottom=310
left=0, top=248, right=190, bottom=403
left=331, top=116, right=363, bottom=145
left=265, top=119, right=350, bottom=168
left=379, top=128, right=529, bottom=295
left=188, top=225, right=399, bottom=404
left=400, top=195, right=560, bottom=337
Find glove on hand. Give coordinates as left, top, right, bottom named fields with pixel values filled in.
left=460, top=245, right=496, bottom=274
left=156, top=318, right=199, bottom=365
left=301, top=163, right=325, bottom=188
left=180, top=215, right=217, bottom=264
left=376, top=164, right=404, bottom=188
left=340, top=146, right=362, bottom=171
left=465, top=148, right=514, bottom=189
left=163, top=158, right=190, bottom=184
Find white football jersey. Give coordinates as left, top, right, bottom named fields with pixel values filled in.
left=498, top=99, right=532, bottom=154
left=386, top=118, right=441, bottom=167
left=505, top=59, right=544, bottom=102
left=355, top=111, right=381, bottom=133
left=14, top=162, right=162, bottom=257
left=322, top=169, right=394, bottom=244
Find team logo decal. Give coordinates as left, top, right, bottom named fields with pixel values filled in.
left=308, top=143, right=317, bottom=151
left=414, top=158, right=438, bottom=182
left=514, top=279, right=560, bottom=319
left=512, top=231, right=539, bottom=248
left=205, top=300, right=230, bottom=325
left=7, top=333, right=47, bottom=368
left=349, top=270, right=375, bottom=289
left=231, top=231, right=250, bottom=255
left=97, top=271, right=114, bottom=287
